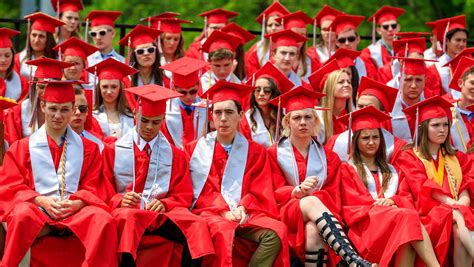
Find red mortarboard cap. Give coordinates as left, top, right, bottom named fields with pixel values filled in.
left=338, top=106, right=391, bottom=132
left=42, top=80, right=80, bottom=103
left=367, top=6, right=405, bottom=24
left=265, top=29, right=308, bottom=48
left=314, top=4, right=344, bottom=26
left=0, top=28, right=20, bottom=48
left=157, top=18, right=192, bottom=34
left=160, top=57, right=209, bottom=88
left=442, top=47, right=474, bottom=73
left=394, top=57, right=437, bottom=76
left=326, top=48, right=360, bottom=68
left=403, top=96, right=453, bottom=136
left=434, top=15, right=466, bottom=43
left=269, top=86, right=325, bottom=112
left=53, top=37, right=98, bottom=60
left=246, top=61, right=294, bottom=94
left=329, top=14, right=365, bottom=36
left=84, top=10, right=122, bottom=27
left=0, top=96, right=17, bottom=120
left=392, top=37, right=426, bottom=57
left=199, top=8, right=239, bottom=25
left=124, top=84, right=182, bottom=117
left=25, top=12, right=65, bottom=34
left=118, top=25, right=161, bottom=48
left=256, top=1, right=290, bottom=25
left=220, top=23, right=255, bottom=45
left=448, top=56, right=474, bottom=91
left=51, top=0, right=84, bottom=13
left=86, top=58, right=138, bottom=80
left=201, top=30, right=241, bottom=53
left=309, top=59, right=342, bottom=93
left=142, top=12, right=180, bottom=23
left=358, top=76, right=399, bottom=112
left=277, top=11, right=313, bottom=29
left=26, top=57, right=73, bottom=80
left=392, top=32, right=431, bottom=40
left=201, top=80, right=254, bottom=105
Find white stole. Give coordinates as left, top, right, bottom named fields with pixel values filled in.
left=92, top=105, right=134, bottom=137
left=189, top=131, right=248, bottom=208
left=255, top=40, right=270, bottom=66
left=20, top=100, right=37, bottom=138
left=19, top=50, right=37, bottom=80
left=354, top=56, right=367, bottom=83
left=81, top=130, right=104, bottom=153
left=200, top=71, right=242, bottom=94
left=316, top=46, right=330, bottom=63
left=165, top=98, right=207, bottom=149
left=348, top=161, right=399, bottom=199
left=29, top=125, right=83, bottom=199
left=276, top=137, right=327, bottom=191
left=113, top=130, right=173, bottom=207
left=391, top=94, right=414, bottom=143
left=5, top=72, right=23, bottom=101
left=288, top=71, right=303, bottom=87
left=368, top=40, right=384, bottom=69
left=450, top=104, right=471, bottom=152
left=244, top=109, right=273, bottom=148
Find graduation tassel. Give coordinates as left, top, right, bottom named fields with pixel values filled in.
left=84, top=19, right=89, bottom=43
left=328, top=28, right=332, bottom=57
left=28, top=66, right=37, bottom=131
left=59, top=135, right=68, bottom=201
left=126, top=37, right=132, bottom=65
left=26, top=19, right=31, bottom=59
left=261, top=14, right=266, bottom=42
left=274, top=97, right=281, bottom=142
left=147, top=17, right=151, bottom=27
left=136, top=100, right=142, bottom=146
left=169, top=74, right=173, bottom=112
left=58, top=47, right=62, bottom=61
left=92, top=65, right=97, bottom=106
left=0, top=120, right=5, bottom=165
left=56, top=0, right=60, bottom=19
left=194, top=110, right=200, bottom=140
left=398, top=60, right=405, bottom=91
left=346, top=112, right=352, bottom=156
left=443, top=22, right=450, bottom=53
left=313, top=20, right=317, bottom=49
left=414, top=106, right=419, bottom=150
left=157, top=21, right=163, bottom=54
left=372, top=17, right=376, bottom=45
left=204, top=16, right=208, bottom=39
left=404, top=43, right=408, bottom=58
left=251, top=73, right=256, bottom=87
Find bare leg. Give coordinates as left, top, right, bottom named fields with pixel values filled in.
left=453, top=224, right=472, bottom=267
left=452, top=210, right=474, bottom=258
left=304, top=221, right=326, bottom=267
left=410, top=224, right=440, bottom=267
left=394, top=243, right=415, bottom=267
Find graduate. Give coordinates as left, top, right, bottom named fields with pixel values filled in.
left=337, top=106, right=440, bottom=267
left=245, top=1, right=289, bottom=77
left=51, top=0, right=84, bottom=43
left=448, top=56, right=474, bottom=152
left=361, top=6, right=405, bottom=70
left=326, top=76, right=405, bottom=165
left=160, top=56, right=209, bottom=149
left=185, top=81, right=289, bottom=267
left=397, top=96, right=474, bottom=266
left=14, top=12, right=64, bottom=80
left=0, top=28, right=29, bottom=102
left=53, top=37, right=98, bottom=83
left=220, top=22, right=255, bottom=81
left=185, top=8, right=238, bottom=61
left=240, top=61, right=294, bottom=148
left=267, top=86, right=373, bottom=266
left=0, top=80, right=118, bottom=267
left=199, top=30, right=242, bottom=93
left=101, top=84, right=214, bottom=266
left=4, top=57, right=72, bottom=145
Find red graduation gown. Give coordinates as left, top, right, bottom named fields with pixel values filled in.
left=267, top=143, right=342, bottom=264
left=244, top=42, right=261, bottom=78
left=0, top=135, right=117, bottom=267
left=397, top=149, right=474, bottom=266
left=185, top=140, right=290, bottom=267
left=185, top=39, right=203, bottom=60
left=161, top=107, right=197, bottom=148
left=3, top=100, right=29, bottom=145
left=101, top=140, right=214, bottom=262
left=360, top=44, right=391, bottom=70
left=339, top=163, right=423, bottom=266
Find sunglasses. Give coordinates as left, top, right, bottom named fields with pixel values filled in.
left=89, top=29, right=112, bottom=38
left=337, top=36, right=357, bottom=44
left=135, top=47, right=156, bottom=55
left=255, top=87, right=272, bottom=94
left=75, top=105, right=88, bottom=113
left=381, top=23, right=398, bottom=30
left=176, top=89, right=198, bottom=96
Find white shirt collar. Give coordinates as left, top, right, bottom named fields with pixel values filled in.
left=133, top=128, right=159, bottom=151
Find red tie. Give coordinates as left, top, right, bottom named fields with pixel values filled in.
left=144, top=143, right=151, bottom=156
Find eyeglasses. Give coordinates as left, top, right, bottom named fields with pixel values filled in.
left=75, top=105, right=88, bottom=113
left=255, top=87, right=272, bottom=94
left=381, top=23, right=398, bottom=30
left=89, top=29, right=112, bottom=38
left=337, top=36, right=357, bottom=44
left=134, top=46, right=156, bottom=55
left=176, top=89, right=198, bottom=96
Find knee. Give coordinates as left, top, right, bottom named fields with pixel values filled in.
left=299, top=196, right=322, bottom=210
left=259, top=229, right=281, bottom=251
left=452, top=224, right=461, bottom=241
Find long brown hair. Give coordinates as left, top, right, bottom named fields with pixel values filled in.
left=297, top=42, right=309, bottom=78
left=249, top=77, right=280, bottom=136
left=414, top=119, right=456, bottom=160
left=93, top=80, right=133, bottom=118
left=2, top=47, right=15, bottom=80
left=233, top=44, right=246, bottom=80
left=352, top=128, right=392, bottom=194
left=129, top=42, right=164, bottom=87
left=25, top=32, right=57, bottom=61
left=160, top=32, right=185, bottom=59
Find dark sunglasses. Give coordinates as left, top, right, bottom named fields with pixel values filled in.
left=337, top=36, right=357, bottom=44
left=89, top=29, right=112, bottom=38
left=381, top=23, right=398, bottom=30
left=75, top=105, right=88, bottom=113
left=176, top=89, right=198, bottom=96
left=135, top=47, right=156, bottom=55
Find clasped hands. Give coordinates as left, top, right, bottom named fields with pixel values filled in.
left=221, top=206, right=248, bottom=224
left=34, top=195, right=85, bottom=220
left=121, top=191, right=166, bottom=212
left=292, top=176, right=319, bottom=198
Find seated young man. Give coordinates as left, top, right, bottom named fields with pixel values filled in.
left=185, top=81, right=289, bottom=267
left=101, top=84, right=214, bottom=266
left=0, top=80, right=117, bottom=266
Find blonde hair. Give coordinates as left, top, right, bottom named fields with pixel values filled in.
left=281, top=109, right=321, bottom=138
left=320, top=69, right=353, bottom=142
